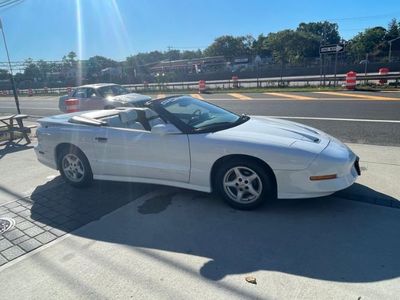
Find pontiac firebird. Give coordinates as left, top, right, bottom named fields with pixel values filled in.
left=35, top=95, right=360, bottom=210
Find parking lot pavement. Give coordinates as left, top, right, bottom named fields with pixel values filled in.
left=0, top=140, right=59, bottom=206
left=1, top=187, right=400, bottom=299
left=0, top=138, right=399, bottom=297
left=0, top=178, right=153, bottom=266
left=336, top=143, right=400, bottom=207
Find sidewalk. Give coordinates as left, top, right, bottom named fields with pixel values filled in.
left=337, top=143, right=400, bottom=207
left=0, top=142, right=399, bottom=298
left=0, top=190, right=400, bottom=299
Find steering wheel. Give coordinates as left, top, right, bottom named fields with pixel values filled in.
left=188, top=109, right=202, bottom=125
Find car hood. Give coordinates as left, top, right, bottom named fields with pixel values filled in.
left=214, top=116, right=331, bottom=151
left=110, top=93, right=151, bottom=103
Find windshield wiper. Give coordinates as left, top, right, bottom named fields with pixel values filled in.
left=237, top=114, right=250, bottom=122
left=194, top=115, right=249, bottom=132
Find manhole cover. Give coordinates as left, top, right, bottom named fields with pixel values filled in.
left=0, top=218, right=15, bottom=234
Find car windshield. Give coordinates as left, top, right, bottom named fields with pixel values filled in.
left=159, top=96, right=248, bottom=132
left=97, top=85, right=129, bottom=97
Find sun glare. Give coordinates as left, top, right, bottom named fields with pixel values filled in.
left=75, top=0, right=83, bottom=86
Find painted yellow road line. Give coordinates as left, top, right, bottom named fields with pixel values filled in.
left=227, top=93, right=252, bottom=100
left=314, top=91, right=400, bottom=101
left=263, top=92, right=315, bottom=100
left=156, top=94, right=166, bottom=99
left=190, top=93, right=204, bottom=100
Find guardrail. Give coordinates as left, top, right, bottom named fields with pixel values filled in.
left=0, top=74, right=399, bottom=96
left=124, top=74, right=400, bottom=92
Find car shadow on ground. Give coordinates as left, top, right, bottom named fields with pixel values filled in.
left=27, top=178, right=400, bottom=283
left=0, top=141, right=33, bottom=160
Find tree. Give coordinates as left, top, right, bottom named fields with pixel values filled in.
left=62, top=51, right=77, bottom=69
left=164, top=49, right=181, bottom=61
left=204, top=35, right=254, bottom=59
left=23, top=58, right=41, bottom=81
left=385, top=18, right=399, bottom=41
left=263, top=30, right=320, bottom=64
left=253, top=34, right=272, bottom=57
left=297, top=21, right=340, bottom=44
left=0, top=69, right=10, bottom=80
left=181, top=49, right=202, bottom=59
left=86, top=55, right=118, bottom=79
left=347, top=26, right=387, bottom=61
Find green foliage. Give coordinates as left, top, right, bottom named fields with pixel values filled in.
left=347, top=26, right=387, bottom=60
left=262, top=30, right=320, bottom=64
left=297, top=21, right=340, bottom=44
left=386, top=18, right=399, bottom=41
left=0, top=69, right=9, bottom=80
left=62, top=51, right=77, bottom=68
left=86, top=56, right=118, bottom=79
left=13, top=19, right=400, bottom=85
left=203, top=35, right=254, bottom=59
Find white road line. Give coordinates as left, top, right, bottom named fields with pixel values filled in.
left=0, top=107, right=57, bottom=111
left=258, top=115, right=400, bottom=124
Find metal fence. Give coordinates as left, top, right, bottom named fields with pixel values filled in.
left=0, top=73, right=398, bottom=96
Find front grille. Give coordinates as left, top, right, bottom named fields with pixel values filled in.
left=354, top=157, right=361, bottom=176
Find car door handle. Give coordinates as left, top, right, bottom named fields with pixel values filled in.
left=95, top=137, right=108, bottom=143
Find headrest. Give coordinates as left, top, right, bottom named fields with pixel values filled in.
left=119, top=110, right=138, bottom=123
left=143, top=108, right=158, bottom=119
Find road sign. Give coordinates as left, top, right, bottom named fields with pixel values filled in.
left=320, top=44, right=344, bottom=54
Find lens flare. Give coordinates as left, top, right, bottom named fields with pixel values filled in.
left=90, top=0, right=134, bottom=58
left=75, top=0, right=83, bottom=86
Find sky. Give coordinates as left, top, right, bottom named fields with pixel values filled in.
left=0, top=0, right=399, bottom=62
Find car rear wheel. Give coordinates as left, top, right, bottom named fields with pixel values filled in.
left=215, top=159, right=275, bottom=210
left=58, top=147, right=93, bottom=188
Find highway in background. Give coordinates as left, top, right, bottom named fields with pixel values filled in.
left=1, top=91, right=400, bottom=146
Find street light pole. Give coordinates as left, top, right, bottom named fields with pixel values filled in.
left=0, top=18, right=20, bottom=114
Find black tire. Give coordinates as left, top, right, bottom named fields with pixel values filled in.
left=214, top=158, right=275, bottom=210
left=58, top=146, right=93, bottom=188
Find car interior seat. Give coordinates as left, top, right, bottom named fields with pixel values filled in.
left=119, top=110, right=145, bottom=130
left=143, top=108, right=165, bottom=128
left=102, top=115, right=123, bottom=127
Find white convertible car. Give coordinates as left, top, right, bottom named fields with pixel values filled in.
left=35, top=95, right=360, bottom=209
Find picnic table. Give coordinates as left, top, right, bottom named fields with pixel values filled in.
left=0, top=114, right=36, bottom=144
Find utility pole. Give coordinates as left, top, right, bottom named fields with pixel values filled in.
left=0, top=18, right=20, bottom=114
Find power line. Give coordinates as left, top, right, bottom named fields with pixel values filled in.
left=325, top=12, right=400, bottom=22
left=0, top=0, right=24, bottom=9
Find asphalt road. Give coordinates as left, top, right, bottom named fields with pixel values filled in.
left=1, top=91, right=400, bottom=146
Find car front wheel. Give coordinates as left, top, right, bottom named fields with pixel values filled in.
left=215, top=159, right=275, bottom=210
left=58, top=147, right=93, bottom=188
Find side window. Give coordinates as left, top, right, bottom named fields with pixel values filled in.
left=74, top=88, right=87, bottom=99
left=87, top=88, right=97, bottom=98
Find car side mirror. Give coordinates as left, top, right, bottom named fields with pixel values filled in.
left=151, top=124, right=181, bottom=135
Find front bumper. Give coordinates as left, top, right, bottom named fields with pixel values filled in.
left=275, top=139, right=359, bottom=199
left=34, top=144, right=58, bottom=170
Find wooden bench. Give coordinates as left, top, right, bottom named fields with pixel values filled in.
left=0, top=114, right=36, bottom=144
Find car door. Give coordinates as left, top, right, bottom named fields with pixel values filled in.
left=73, top=88, right=90, bottom=111
left=90, top=126, right=190, bottom=183
left=82, top=88, right=105, bottom=110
